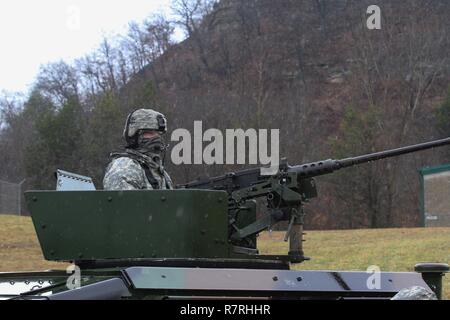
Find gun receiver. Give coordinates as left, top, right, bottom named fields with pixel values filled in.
left=180, top=137, right=450, bottom=263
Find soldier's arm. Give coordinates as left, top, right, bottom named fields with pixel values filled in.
left=163, top=171, right=174, bottom=189
left=103, top=157, right=149, bottom=190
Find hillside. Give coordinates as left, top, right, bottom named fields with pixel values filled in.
left=1, top=1, right=450, bottom=229
left=0, top=215, right=448, bottom=299
left=123, top=0, right=450, bottom=229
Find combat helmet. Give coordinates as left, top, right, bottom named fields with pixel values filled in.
left=123, top=109, right=167, bottom=147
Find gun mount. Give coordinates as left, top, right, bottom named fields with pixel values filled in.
left=180, top=137, right=450, bottom=263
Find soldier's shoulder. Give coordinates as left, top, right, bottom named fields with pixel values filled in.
left=106, top=156, right=143, bottom=173
left=104, top=156, right=146, bottom=190
left=110, top=156, right=140, bottom=166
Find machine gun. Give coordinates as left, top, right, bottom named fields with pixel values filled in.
left=180, top=137, right=450, bottom=263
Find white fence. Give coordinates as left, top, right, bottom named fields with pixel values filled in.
left=0, top=179, right=25, bottom=215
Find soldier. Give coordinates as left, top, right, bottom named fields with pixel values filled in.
left=103, top=108, right=173, bottom=190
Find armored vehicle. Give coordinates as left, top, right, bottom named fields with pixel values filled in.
left=1, top=138, right=449, bottom=300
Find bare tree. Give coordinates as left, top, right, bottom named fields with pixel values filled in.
left=120, top=15, right=174, bottom=88
left=98, top=38, right=119, bottom=93
left=334, top=1, right=450, bottom=227
left=35, top=61, right=80, bottom=106
left=171, top=0, right=220, bottom=71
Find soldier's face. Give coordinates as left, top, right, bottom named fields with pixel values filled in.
left=137, top=130, right=165, bottom=156
left=142, top=130, right=160, bottom=139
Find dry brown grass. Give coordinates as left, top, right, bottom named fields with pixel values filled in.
left=0, top=215, right=68, bottom=272
left=0, top=215, right=448, bottom=298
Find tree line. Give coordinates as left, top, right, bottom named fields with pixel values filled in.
left=1, top=0, right=450, bottom=229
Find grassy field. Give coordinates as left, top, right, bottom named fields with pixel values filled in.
left=1, top=214, right=449, bottom=299
left=0, top=215, right=68, bottom=272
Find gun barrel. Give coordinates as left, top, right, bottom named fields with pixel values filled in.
left=337, top=136, right=450, bottom=168
left=289, top=137, right=450, bottom=179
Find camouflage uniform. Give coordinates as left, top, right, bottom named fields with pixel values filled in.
left=103, top=150, right=173, bottom=190
left=103, top=108, right=173, bottom=191
left=391, top=286, right=437, bottom=300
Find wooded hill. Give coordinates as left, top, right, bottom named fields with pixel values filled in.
left=1, top=0, right=450, bottom=229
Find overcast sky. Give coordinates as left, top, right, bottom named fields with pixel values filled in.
left=0, top=0, right=174, bottom=94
